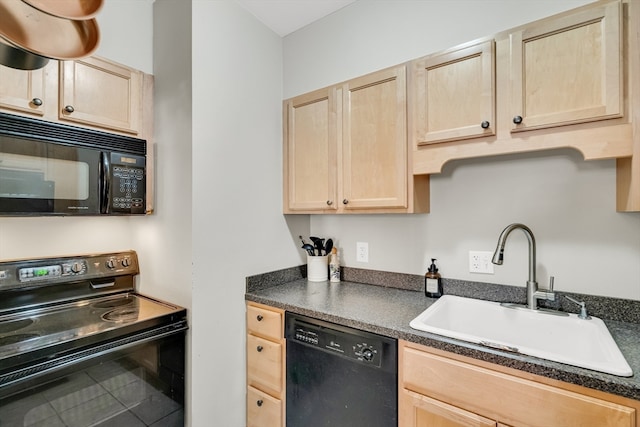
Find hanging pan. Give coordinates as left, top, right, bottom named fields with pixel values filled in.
left=0, top=38, right=49, bottom=70
left=20, top=0, right=104, bottom=20
left=0, top=0, right=100, bottom=61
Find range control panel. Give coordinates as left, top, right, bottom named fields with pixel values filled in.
left=0, top=251, right=139, bottom=290
left=289, top=318, right=384, bottom=367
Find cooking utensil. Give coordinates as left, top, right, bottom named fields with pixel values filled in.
left=0, top=39, right=49, bottom=70
left=324, top=239, right=333, bottom=255
left=315, top=239, right=326, bottom=256
left=0, top=0, right=100, bottom=60
left=299, top=235, right=315, bottom=256
left=21, top=0, right=104, bottom=20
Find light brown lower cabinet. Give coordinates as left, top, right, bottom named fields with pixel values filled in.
left=247, top=385, right=282, bottom=427
left=400, top=388, right=499, bottom=427
left=399, top=340, right=637, bottom=427
left=246, top=302, right=285, bottom=427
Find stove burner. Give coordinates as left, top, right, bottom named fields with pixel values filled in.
left=0, top=333, right=40, bottom=346
left=0, top=318, right=34, bottom=335
left=102, top=307, right=139, bottom=323
left=92, top=297, right=135, bottom=309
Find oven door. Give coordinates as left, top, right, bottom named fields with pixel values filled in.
left=0, top=134, right=101, bottom=215
left=0, top=325, right=186, bottom=427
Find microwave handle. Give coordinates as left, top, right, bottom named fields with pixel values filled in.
left=100, top=152, right=111, bottom=214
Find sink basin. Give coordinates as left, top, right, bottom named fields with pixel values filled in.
left=410, top=295, right=632, bottom=377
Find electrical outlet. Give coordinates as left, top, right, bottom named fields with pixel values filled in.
left=469, top=251, right=494, bottom=274
left=356, top=242, right=369, bottom=263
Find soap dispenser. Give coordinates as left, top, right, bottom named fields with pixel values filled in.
left=425, top=258, right=443, bottom=298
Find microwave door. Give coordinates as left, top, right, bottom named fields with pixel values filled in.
left=0, top=136, right=101, bottom=215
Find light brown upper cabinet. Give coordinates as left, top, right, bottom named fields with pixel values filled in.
left=284, top=65, right=429, bottom=214
left=413, top=39, right=496, bottom=145
left=341, top=66, right=408, bottom=210
left=59, top=56, right=143, bottom=135
left=283, top=87, right=338, bottom=212
left=411, top=0, right=640, bottom=212
left=509, top=0, right=622, bottom=132
left=0, top=61, right=53, bottom=117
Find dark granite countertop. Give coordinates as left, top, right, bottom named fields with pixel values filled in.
left=245, top=268, right=640, bottom=402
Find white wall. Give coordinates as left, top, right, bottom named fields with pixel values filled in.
left=96, top=0, right=154, bottom=74
left=284, top=0, right=640, bottom=300
left=191, top=1, right=306, bottom=426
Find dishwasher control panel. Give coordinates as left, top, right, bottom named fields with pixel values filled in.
left=286, top=313, right=396, bottom=369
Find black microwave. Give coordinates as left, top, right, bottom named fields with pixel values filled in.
left=0, top=112, right=146, bottom=216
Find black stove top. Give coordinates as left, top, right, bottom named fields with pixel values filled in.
left=0, top=293, right=182, bottom=360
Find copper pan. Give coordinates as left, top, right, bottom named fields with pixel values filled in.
left=0, top=38, right=49, bottom=70
left=21, top=0, right=104, bottom=20
left=0, top=0, right=100, bottom=61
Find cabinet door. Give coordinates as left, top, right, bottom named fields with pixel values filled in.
left=342, top=65, right=407, bottom=210
left=284, top=87, right=338, bottom=212
left=509, top=0, right=622, bottom=132
left=0, top=64, right=48, bottom=116
left=59, top=56, right=142, bottom=134
left=400, top=389, right=496, bottom=427
left=414, top=39, right=495, bottom=145
left=247, top=386, right=282, bottom=427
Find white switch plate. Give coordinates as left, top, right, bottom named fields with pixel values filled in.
left=469, top=251, right=494, bottom=274
left=356, top=242, right=369, bottom=263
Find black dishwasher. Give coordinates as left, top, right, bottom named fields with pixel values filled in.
left=285, top=313, right=397, bottom=427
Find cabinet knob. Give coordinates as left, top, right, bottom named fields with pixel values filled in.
left=342, top=199, right=349, bottom=205
left=326, top=200, right=333, bottom=206
left=513, top=115, right=523, bottom=124
left=64, top=105, right=75, bottom=113
left=256, top=400, right=263, bottom=407
left=481, top=120, right=490, bottom=129
left=31, top=98, right=43, bottom=106
left=256, top=314, right=263, bottom=321
left=257, top=345, right=263, bottom=352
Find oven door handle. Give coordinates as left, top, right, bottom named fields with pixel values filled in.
left=90, top=281, right=115, bottom=289
left=100, top=151, right=111, bottom=214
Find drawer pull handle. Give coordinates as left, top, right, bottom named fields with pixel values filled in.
left=257, top=345, right=263, bottom=352
left=64, top=105, right=75, bottom=113
left=513, top=115, right=523, bottom=124
left=32, top=98, right=43, bottom=106
left=257, top=399, right=263, bottom=407
left=481, top=120, right=490, bottom=129
left=256, top=315, right=263, bottom=321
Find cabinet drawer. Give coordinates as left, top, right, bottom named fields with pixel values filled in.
left=247, top=334, right=283, bottom=395
left=402, top=344, right=635, bottom=427
left=247, top=304, right=282, bottom=340
left=400, top=388, right=496, bottom=427
left=247, top=385, right=282, bottom=427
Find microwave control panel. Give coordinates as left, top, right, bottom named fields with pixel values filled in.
left=110, top=153, right=146, bottom=214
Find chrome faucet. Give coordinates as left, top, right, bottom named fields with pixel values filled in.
left=492, top=223, right=555, bottom=310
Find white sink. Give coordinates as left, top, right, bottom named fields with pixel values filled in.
left=410, top=295, right=632, bottom=377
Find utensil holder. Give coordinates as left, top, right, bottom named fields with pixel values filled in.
left=307, top=255, right=329, bottom=282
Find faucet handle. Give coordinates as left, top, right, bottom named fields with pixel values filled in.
left=565, top=295, right=591, bottom=320
left=548, top=276, right=554, bottom=292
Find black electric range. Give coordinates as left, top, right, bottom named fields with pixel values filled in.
left=0, top=251, right=187, bottom=426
